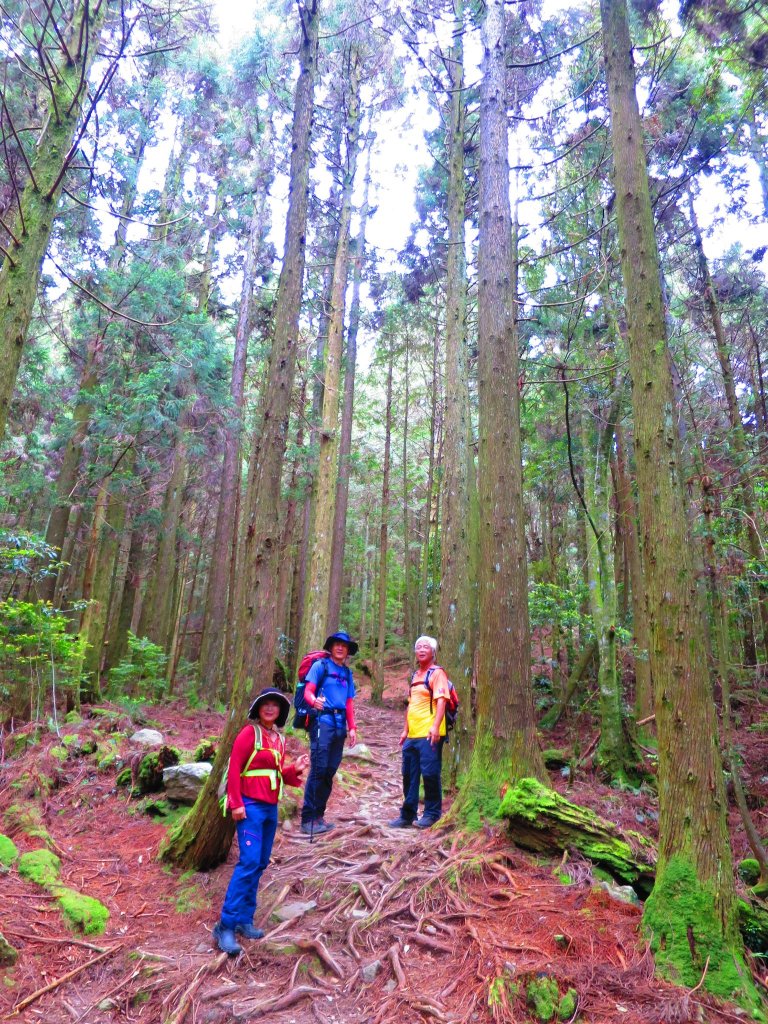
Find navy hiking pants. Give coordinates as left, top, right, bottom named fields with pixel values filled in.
left=219, top=799, right=278, bottom=930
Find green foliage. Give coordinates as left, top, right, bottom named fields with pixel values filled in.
left=0, top=834, right=19, bottom=868
left=18, top=848, right=61, bottom=886
left=0, top=598, right=85, bottom=717
left=108, top=633, right=168, bottom=701
left=55, top=887, right=110, bottom=934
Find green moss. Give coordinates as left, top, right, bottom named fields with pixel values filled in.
left=487, top=971, right=519, bottom=1010
left=644, top=856, right=764, bottom=1014
left=50, top=745, right=68, bottom=761
left=192, top=739, right=216, bottom=763
left=134, top=747, right=180, bottom=794
left=527, top=975, right=560, bottom=1021
left=55, top=887, right=109, bottom=934
left=0, top=834, right=18, bottom=868
left=64, top=711, right=82, bottom=724
left=3, top=803, right=52, bottom=845
left=10, top=727, right=41, bottom=758
left=116, top=767, right=133, bottom=789
left=558, top=987, right=578, bottom=1019
left=739, top=859, right=761, bottom=886
left=97, top=753, right=118, bottom=772
left=0, top=932, right=18, bottom=966
left=18, top=849, right=61, bottom=887
left=543, top=749, right=571, bottom=769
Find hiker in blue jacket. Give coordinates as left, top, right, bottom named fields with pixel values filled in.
left=299, top=631, right=358, bottom=835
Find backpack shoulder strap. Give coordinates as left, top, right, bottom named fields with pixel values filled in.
left=241, top=724, right=262, bottom=775
left=315, top=657, right=330, bottom=695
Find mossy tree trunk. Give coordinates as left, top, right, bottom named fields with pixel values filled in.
left=300, top=48, right=362, bottom=653
left=198, top=119, right=275, bottom=701
left=0, top=0, right=109, bottom=440
left=581, top=391, right=636, bottom=781
left=373, top=335, right=393, bottom=704
left=439, top=0, right=474, bottom=781
left=455, top=0, right=545, bottom=824
left=160, top=0, right=320, bottom=870
left=327, top=139, right=372, bottom=630
left=600, top=0, right=758, bottom=1006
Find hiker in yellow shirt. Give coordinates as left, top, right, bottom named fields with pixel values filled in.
left=388, top=635, right=450, bottom=829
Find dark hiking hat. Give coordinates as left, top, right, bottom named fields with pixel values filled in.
left=323, top=630, right=359, bottom=656
left=248, top=687, right=291, bottom=727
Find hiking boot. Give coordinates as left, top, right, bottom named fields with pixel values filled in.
left=213, top=923, right=242, bottom=956
left=388, top=817, right=414, bottom=828
left=317, top=818, right=336, bottom=831
left=300, top=820, right=332, bottom=835
left=235, top=922, right=265, bottom=940
left=414, top=817, right=439, bottom=829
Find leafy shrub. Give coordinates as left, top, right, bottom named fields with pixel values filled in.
left=107, top=633, right=168, bottom=700
left=0, top=599, right=85, bottom=721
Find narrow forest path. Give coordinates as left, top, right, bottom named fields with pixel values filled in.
left=1, top=683, right=744, bottom=1024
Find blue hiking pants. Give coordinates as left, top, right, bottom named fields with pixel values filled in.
left=400, top=736, right=445, bottom=823
left=219, top=799, right=278, bottom=930
left=301, top=712, right=346, bottom=824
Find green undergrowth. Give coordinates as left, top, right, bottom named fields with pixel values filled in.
left=16, top=847, right=109, bottom=935
left=644, top=857, right=764, bottom=1017
left=0, top=833, right=19, bottom=868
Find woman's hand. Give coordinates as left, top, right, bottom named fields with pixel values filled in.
left=231, top=806, right=246, bottom=821
left=294, top=754, right=309, bottom=773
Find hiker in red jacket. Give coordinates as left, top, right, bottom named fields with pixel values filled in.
left=213, top=688, right=308, bottom=956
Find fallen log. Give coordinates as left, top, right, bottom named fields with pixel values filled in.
left=498, top=777, right=656, bottom=896
left=499, top=779, right=768, bottom=954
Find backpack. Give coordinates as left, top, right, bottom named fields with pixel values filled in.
left=217, top=724, right=285, bottom=816
left=412, top=666, right=460, bottom=732
left=292, top=651, right=330, bottom=730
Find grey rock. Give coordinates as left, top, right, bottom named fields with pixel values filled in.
left=130, top=728, right=164, bottom=747
left=598, top=879, right=640, bottom=905
left=163, top=763, right=212, bottom=804
left=343, top=743, right=373, bottom=761
left=273, top=900, right=317, bottom=922
left=361, top=959, right=382, bottom=983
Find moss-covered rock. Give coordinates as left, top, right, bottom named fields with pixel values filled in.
left=50, top=745, right=68, bottom=761
left=116, top=766, right=133, bottom=789
left=0, top=932, right=18, bottom=966
left=64, top=710, right=83, bottom=724
left=499, top=777, right=655, bottom=895
left=18, top=849, right=61, bottom=887
left=192, top=739, right=217, bottom=763
left=0, top=834, right=19, bottom=868
left=55, top=887, right=109, bottom=934
left=9, top=726, right=42, bottom=758
left=558, top=987, right=578, bottom=1020
left=136, top=746, right=180, bottom=794
left=4, top=803, right=52, bottom=846
left=738, top=859, right=761, bottom=886
left=542, top=749, right=571, bottom=770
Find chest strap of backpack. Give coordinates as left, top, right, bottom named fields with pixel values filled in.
left=411, top=666, right=441, bottom=714
left=241, top=725, right=285, bottom=798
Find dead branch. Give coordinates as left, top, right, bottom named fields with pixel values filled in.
left=11, top=944, right=122, bottom=1014
left=164, top=952, right=228, bottom=1024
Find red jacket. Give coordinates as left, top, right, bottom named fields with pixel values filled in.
left=226, top=724, right=303, bottom=812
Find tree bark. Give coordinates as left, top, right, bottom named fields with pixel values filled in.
left=600, top=0, right=754, bottom=1001
left=456, top=0, right=545, bottom=822
left=0, top=1, right=109, bottom=440
left=440, top=0, right=474, bottom=779
left=300, top=48, right=362, bottom=652
left=161, top=0, right=320, bottom=870
left=373, top=338, right=393, bottom=704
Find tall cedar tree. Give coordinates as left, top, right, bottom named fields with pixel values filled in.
left=599, top=0, right=759, bottom=1005
left=160, top=0, right=320, bottom=870
left=455, top=0, right=545, bottom=823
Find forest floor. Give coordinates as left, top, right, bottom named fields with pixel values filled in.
left=2, top=661, right=768, bottom=1024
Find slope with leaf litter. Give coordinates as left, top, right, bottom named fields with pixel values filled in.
left=1, top=672, right=764, bottom=1024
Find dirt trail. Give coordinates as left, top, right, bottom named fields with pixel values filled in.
left=1, top=684, right=744, bottom=1024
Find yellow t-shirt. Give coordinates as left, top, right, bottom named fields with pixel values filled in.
left=406, top=666, right=450, bottom=738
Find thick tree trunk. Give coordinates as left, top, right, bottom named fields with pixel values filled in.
left=300, top=50, right=361, bottom=652
left=198, top=123, right=274, bottom=699
left=456, top=0, right=545, bottom=823
left=440, top=0, right=474, bottom=780
left=373, top=341, right=393, bottom=704
left=327, top=142, right=372, bottom=629
left=600, top=0, right=755, bottom=1002
left=0, top=1, right=109, bottom=439
left=103, top=523, right=143, bottom=673
left=614, top=426, right=653, bottom=720
left=161, top=0, right=319, bottom=870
